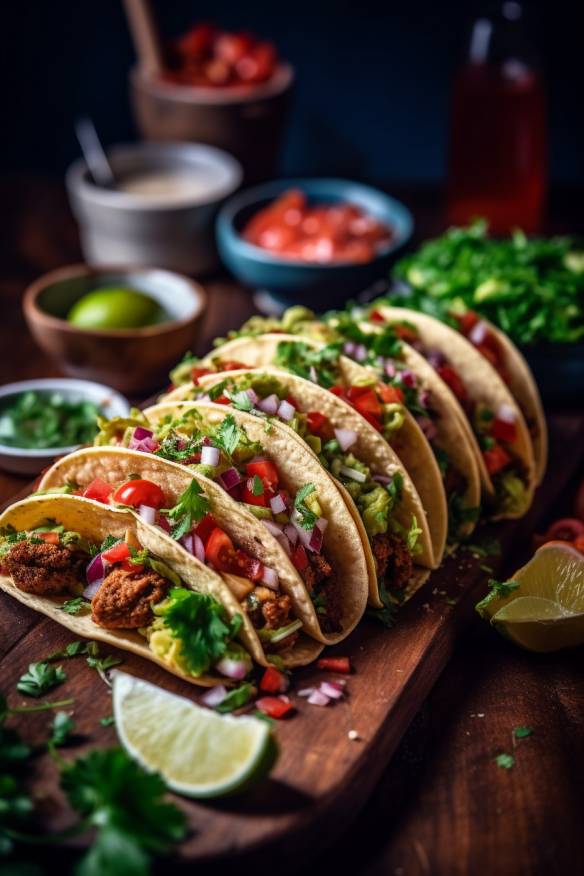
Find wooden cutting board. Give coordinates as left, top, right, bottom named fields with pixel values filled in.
left=1, top=412, right=582, bottom=873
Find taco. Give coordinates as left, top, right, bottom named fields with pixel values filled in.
left=166, top=331, right=481, bottom=545
left=44, top=414, right=371, bottom=640
left=358, top=305, right=537, bottom=519
left=0, top=494, right=261, bottom=686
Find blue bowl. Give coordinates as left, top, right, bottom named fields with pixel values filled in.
left=216, top=178, right=413, bottom=310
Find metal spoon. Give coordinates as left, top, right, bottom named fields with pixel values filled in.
left=74, top=116, right=116, bottom=189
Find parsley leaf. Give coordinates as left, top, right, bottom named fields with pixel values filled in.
left=156, top=589, right=243, bottom=676
left=17, top=663, right=66, bottom=698
left=495, top=752, right=515, bottom=770
left=59, top=597, right=89, bottom=615
left=475, top=578, right=520, bottom=615
left=215, top=682, right=255, bottom=713
left=61, top=747, right=187, bottom=875
left=293, top=483, right=317, bottom=530
left=161, top=480, right=210, bottom=541
left=208, top=380, right=228, bottom=401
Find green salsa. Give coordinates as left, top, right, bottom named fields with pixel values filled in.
left=0, top=391, right=101, bottom=449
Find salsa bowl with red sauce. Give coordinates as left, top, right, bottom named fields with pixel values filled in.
left=216, top=179, right=413, bottom=309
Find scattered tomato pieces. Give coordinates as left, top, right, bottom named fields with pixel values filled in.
left=255, top=696, right=294, bottom=719
left=316, top=657, right=351, bottom=674
left=259, top=666, right=289, bottom=694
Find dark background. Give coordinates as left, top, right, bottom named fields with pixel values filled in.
left=1, top=0, right=582, bottom=184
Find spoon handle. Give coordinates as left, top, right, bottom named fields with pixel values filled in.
left=75, top=117, right=116, bottom=189
left=123, top=0, right=165, bottom=76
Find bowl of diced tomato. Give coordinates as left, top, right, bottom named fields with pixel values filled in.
left=130, top=22, right=293, bottom=183
left=216, top=179, right=413, bottom=308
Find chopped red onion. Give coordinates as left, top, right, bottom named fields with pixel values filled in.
left=262, top=519, right=284, bottom=537
left=276, top=533, right=291, bottom=556
left=297, top=687, right=316, bottom=697
left=308, top=689, right=330, bottom=706
left=353, top=344, right=368, bottom=362
left=372, top=474, right=392, bottom=485
left=292, top=517, right=313, bottom=549
left=416, top=416, right=438, bottom=441
left=216, top=656, right=250, bottom=680
left=129, top=435, right=159, bottom=453
left=419, top=389, right=431, bottom=408
left=334, top=428, right=357, bottom=452
left=201, top=445, right=220, bottom=467
left=469, top=320, right=488, bottom=345
left=308, top=526, right=323, bottom=554
left=86, top=553, right=107, bottom=585
left=315, top=517, right=328, bottom=533
left=339, top=465, right=367, bottom=483
left=343, top=341, right=356, bottom=356
left=277, top=399, right=295, bottom=421
left=257, top=394, right=279, bottom=415
left=158, top=515, right=171, bottom=534
left=270, top=493, right=287, bottom=515
left=133, top=426, right=153, bottom=441
left=201, top=685, right=228, bottom=707
left=400, top=370, right=417, bottom=388
left=192, top=533, right=205, bottom=563
left=497, top=403, right=516, bottom=423
left=261, top=566, right=279, bottom=590
left=384, top=360, right=396, bottom=378
left=83, top=580, right=103, bottom=599
left=138, top=505, right=157, bottom=525
left=284, top=523, right=299, bottom=545
left=246, top=387, right=259, bottom=405
left=320, top=681, right=344, bottom=700
left=309, top=366, right=318, bottom=383
left=219, top=467, right=241, bottom=491
left=180, top=533, right=194, bottom=554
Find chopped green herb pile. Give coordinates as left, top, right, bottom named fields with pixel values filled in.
left=392, top=219, right=584, bottom=345
left=0, top=391, right=101, bottom=449
left=495, top=752, right=516, bottom=770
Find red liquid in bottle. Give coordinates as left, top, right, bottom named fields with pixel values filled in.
left=448, top=59, right=546, bottom=234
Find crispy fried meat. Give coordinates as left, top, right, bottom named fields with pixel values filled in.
left=303, top=553, right=342, bottom=634
left=91, top=567, right=169, bottom=629
left=372, top=533, right=413, bottom=592
left=2, top=541, right=85, bottom=596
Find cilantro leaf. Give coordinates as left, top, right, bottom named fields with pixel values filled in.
left=475, top=578, right=520, bottom=615
left=49, top=711, right=75, bottom=747
left=161, top=480, right=210, bottom=541
left=155, top=433, right=201, bottom=464
left=495, top=752, right=515, bottom=770
left=100, top=715, right=115, bottom=727
left=274, top=341, right=343, bottom=388
left=156, top=589, right=243, bottom=676
left=17, top=663, right=66, bottom=698
left=293, top=483, right=317, bottom=530
left=226, top=389, right=254, bottom=412
left=61, top=747, right=187, bottom=874
left=251, top=475, right=264, bottom=497
left=513, top=726, right=533, bottom=739
left=60, top=597, right=89, bottom=615
left=214, top=414, right=240, bottom=457
left=215, top=682, right=254, bottom=713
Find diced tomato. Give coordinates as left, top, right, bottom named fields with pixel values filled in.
left=393, top=324, right=418, bottom=343
left=329, top=385, right=346, bottom=399
left=38, top=531, right=60, bottom=545
left=316, top=656, right=351, bottom=674
left=217, top=360, right=249, bottom=372
left=347, top=386, right=382, bottom=420
left=246, top=459, right=279, bottom=491
left=82, top=477, right=113, bottom=504
left=285, top=393, right=299, bottom=411
left=215, top=32, right=253, bottom=65
left=306, top=411, right=329, bottom=436
left=194, top=513, right=217, bottom=545
left=213, top=395, right=231, bottom=405
left=483, top=444, right=511, bottom=475
left=255, top=696, right=294, bottom=719
left=178, top=23, right=216, bottom=58
left=368, top=308, right=386, bottom=323
left=259, top=666, right=289, bottom=694
left=241, top=477, right=268, bottom=507
left=112, top=480, right=166, bottom=510
left=191, top=367, right=213, bottom=385
left=291, top=543, right=309, bottom=572
left=233, top=551, right=264, bottom=582
left=474, top=342, right=499, bottom=369
left=491, top=416, right=517, bottom=444
left=101, top=542, right=132, bottom=564
left=205, top=528, right=235, bottom=571
left=435, top=365, right=468, bottom=404
left=456, top=310, right=480, bottom=335
left=378, top=384, right=404, bottom=404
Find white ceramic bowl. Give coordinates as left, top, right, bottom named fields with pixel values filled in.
left=0, top=379, right=130, bottom=476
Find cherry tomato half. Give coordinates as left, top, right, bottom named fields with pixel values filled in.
left=112, top=479, right=166, bottom=510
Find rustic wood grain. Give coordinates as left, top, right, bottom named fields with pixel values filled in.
left=1, top=177, right=583, bottom=875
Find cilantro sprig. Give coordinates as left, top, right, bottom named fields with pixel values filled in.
left=274, top=341, right=343, bottom=388
left=17, top=663, right=67, bottom=698
left=293, top=483, right=318, bottom=530
left=161, top=480, right=210, bottom=541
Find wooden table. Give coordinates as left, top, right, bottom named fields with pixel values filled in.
left=1, top=176, right=582, bottom=876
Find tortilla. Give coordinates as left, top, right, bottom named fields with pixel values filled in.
left=0, top=494, right=254, bottom=686
left=166, top=331, right=481, bottom=544
left=370, top=306, right=537, bottom=519
left=40, top=432, right=369, bottom=643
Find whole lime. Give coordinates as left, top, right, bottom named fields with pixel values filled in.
left=67, top=287, right=163, bottom=329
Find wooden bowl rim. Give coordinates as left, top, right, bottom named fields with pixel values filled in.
left=23, top=264, right=207, bottom=340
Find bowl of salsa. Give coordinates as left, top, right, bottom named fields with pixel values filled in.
left=130, top=22, right=293, bottom=183
left=216, top=179, right=413, bottom=308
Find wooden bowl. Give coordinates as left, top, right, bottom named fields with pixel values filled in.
left=129, top=64, right=294, bottom=184
left=23, top=265, right=206, bottom=394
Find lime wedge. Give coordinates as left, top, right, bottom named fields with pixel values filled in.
left=113, top=673, right=278, bottom=798
left=476, top=544, right=584, bottom=652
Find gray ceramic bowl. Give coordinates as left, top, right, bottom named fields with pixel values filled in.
left=66, top=142, right=242, bottom=274
left=0, top=378, right=130, bottom=475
